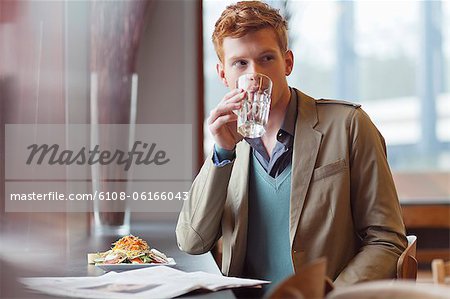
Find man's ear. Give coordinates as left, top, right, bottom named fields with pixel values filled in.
left=216, top=62, right=229, bottom=87
left=284, top=50, right=294, bottom=76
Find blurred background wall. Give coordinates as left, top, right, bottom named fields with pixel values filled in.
left=0, top=0, right=201, bottom=268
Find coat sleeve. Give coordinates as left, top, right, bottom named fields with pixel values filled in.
left=175, top=151, right=234, bottom=255
left=334, top=108, right=408, bottom=286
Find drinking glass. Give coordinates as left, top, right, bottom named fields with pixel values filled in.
left=235, top=73, right=272, bottom=138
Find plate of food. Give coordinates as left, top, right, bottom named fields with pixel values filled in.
left=88, top=235, right=176, bottom=271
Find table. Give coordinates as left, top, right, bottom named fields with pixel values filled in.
left=8, top=222, right=235, bottom=299
left=399, top=198, right=450, bottom=264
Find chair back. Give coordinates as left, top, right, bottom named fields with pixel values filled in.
left=432, top=259, right=450, bottom=285
left=397, top=235, right=418, bottom=280
left=266, top=258, right=328, bottom=299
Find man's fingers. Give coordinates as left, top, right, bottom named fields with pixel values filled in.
left=217, top=101, right=243, bottom=115
left=216, top=92, right=246, bottom=115
left=225, top=91, right=246, bottom=105
left=221, top=88, right=242, bottom=104
left=220, top=89, right=247, bottom=108
left=223, top=91, right=247, bottom=105
left=207, top=90, right=246, bottom=125
left=207, top=101, right=242, bottom=125
left=209, top=113, right=238, bottom=134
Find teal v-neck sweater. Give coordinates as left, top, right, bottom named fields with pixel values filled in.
left=243, top=154, right=294, bottom=292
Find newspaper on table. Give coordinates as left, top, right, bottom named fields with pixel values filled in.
left=20, top=266, right=270, bottom=298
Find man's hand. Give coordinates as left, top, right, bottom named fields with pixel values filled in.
left=207, top=89, right=245, bottom=151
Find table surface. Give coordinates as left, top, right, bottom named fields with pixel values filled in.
left=399, top=197, right=450, bottom=205
left=15, top=222, right=235, bottom=299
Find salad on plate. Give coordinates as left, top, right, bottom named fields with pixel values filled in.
left=89, top=235, right=172, bottom=265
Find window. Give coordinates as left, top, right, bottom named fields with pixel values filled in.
left=203, top=0, right=450, bottom=199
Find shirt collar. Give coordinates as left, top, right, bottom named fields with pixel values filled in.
left=244, top=87, right=297, bottom=144
left=279, top=87, right=297, bottom=137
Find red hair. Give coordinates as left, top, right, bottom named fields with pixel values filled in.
left=212, top=1, right=288, bottom=61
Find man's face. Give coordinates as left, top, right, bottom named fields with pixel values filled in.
left=217, top=28, right=293, bottom=108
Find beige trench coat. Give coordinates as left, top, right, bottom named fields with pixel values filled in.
left=176, top=89, right=407, bottom=286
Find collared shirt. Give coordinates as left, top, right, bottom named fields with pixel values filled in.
left=214, top=87, right=298, bottom=179
left=245, top=88, right=297, bottom=178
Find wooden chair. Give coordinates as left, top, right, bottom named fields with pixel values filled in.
left=432, top=259, right=450, bottom=285
left=266, top=257, right=332, bottom=299
left=397, top=235, right=418, bottom=280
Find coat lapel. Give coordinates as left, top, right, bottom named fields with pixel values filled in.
left=226, top=140, right=250, bottom=275
left=289, top=89, right=323, bottom=247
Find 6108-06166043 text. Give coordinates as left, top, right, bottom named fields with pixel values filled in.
left=25, top=141, right=170, bottom=171
left=9, top=191, right=189, bottom=201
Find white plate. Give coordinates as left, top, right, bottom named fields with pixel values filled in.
left=95, top=258, right=176, bottom=271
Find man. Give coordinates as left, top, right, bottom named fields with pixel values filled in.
left=176, top=0, right=407, bottom=293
